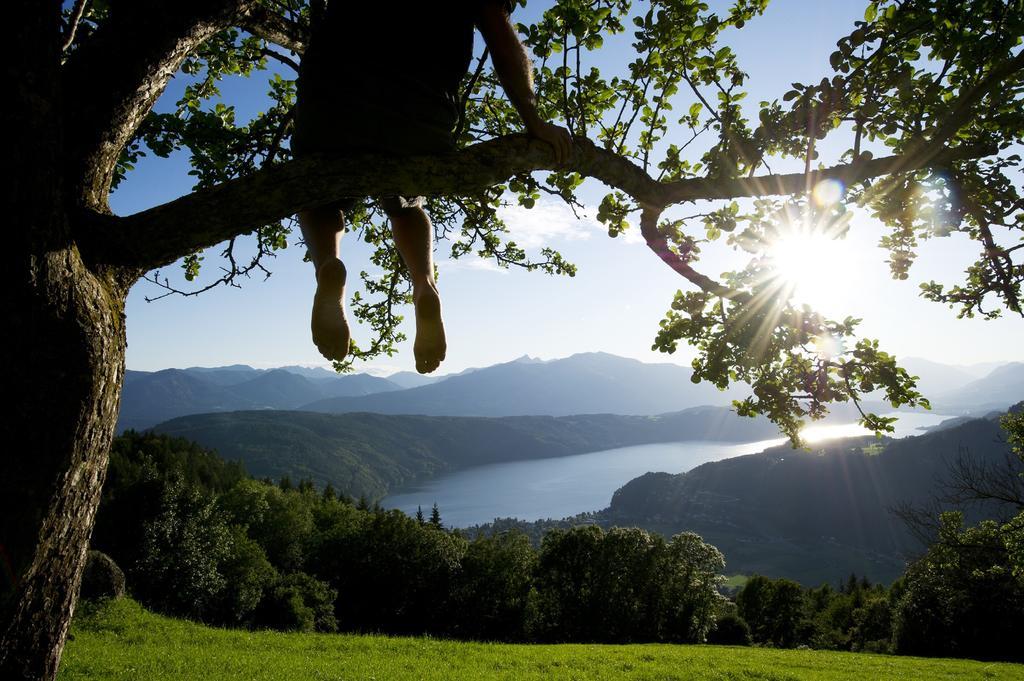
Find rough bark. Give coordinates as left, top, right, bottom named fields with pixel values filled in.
left=238, top=5, right=307, bottom=55
left=61, top=0, right=255, bottom=207
left=0, top=255, right=129, bottom=681
left=0, top=3, right=132, bottom=680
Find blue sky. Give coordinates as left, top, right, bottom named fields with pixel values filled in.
left=115, top=0, right=1022, bottom=374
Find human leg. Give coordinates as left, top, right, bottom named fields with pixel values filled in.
left=299, top=204, right=350, bottom=362
left=383, top=198, right=447, bottom=374
left=291, top=66, right=455, bottom=369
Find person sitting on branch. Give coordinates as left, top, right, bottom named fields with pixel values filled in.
left=293, top=0, right=573, bottom=374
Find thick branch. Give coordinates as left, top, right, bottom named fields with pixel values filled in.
left=60, top=0, right=256, bottom=208
left=239, top=5, right=307, bottom=54
left=655, top=143, right=994, bottom=204
left=262, top=47, right=299, bottom=72
left=83, top=136, right=994, bottom=276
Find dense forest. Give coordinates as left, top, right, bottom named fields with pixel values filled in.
left=93, top=431, right=726, bottom=643
left=87, top=414, right=1024, bottom=660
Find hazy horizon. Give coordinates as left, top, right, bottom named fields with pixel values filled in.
left=124, top=349, right=1022, bottom=377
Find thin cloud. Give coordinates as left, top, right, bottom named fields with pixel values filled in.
left=438, top=198, right=646, bottom=274
left=437, top=254, right=509, bottom=274
left=498, top=199, right=601, bottom=248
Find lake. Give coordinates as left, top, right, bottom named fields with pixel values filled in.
left=381, top=412, right=953, bottom=527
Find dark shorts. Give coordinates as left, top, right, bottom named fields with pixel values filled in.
left=292, top=70, right=458, bottom=215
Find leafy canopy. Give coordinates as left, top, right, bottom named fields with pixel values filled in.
left=76, top=0, right=1024, bottom=442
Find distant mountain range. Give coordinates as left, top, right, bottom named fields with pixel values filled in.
left=898, top=357, right=989, bottom=396
left=298, top=353, right=751, bottom=417
left=931, top=362, right=1024, bottom=412
left=120, top=352, right=748, bottom=431
left=384, top=371, right=442, bottom=389
left=150, top=406, right=783, bottom=500
left=120, top=353, right=1021, bottom=432
left=118, top=367, right=401, bottom=431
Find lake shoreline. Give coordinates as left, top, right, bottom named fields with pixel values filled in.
left=383, top=412, right=955, bottom=527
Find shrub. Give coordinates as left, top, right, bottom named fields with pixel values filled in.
left=213, top=527, right=279, bottom=626
left=708, top=614, right=751, bottom=646
left=255, top=572, right=338, bottom=633
left=893, top=512, right=1024, bottom=661
left=133, top=477, right=233, bottom=620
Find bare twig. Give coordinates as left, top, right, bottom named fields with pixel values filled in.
left=455, top=47, right=490, bottom=141
left=261, top=48, right=299, bottom=72
left=62, top=0, right=89, bottom=52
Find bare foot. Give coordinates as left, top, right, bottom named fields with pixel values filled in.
left=413, top=283, right=446, bottom=374
left=311, top=258, right=350, bottom=362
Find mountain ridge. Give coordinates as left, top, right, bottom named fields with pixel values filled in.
left=299, top=352, right=749, bottom=417
left=117, top=366, right=401, bottom=432
left=119, top=353, right=1020, bottom=431
left=150, top=405, right=784, bottom=500
left=933, top=361, right=1023, bottom=411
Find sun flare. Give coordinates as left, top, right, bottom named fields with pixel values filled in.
left=767, top=229, right=852, bottom=315
left=764, top=181, right=855, bottom=317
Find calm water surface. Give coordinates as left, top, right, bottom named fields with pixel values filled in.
left=382, top=412, right=951, bottom=527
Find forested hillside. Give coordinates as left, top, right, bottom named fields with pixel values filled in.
left=602, top=413, right=1021, bottom=583
left=90, top=432, right=728, bottom=645
left=151, top=406, right=781, bottom=500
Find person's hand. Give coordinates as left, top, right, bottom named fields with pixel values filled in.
left=527, top=120, right=573, bottom=165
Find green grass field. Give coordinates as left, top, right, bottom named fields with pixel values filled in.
left=59, top=598, right=1024, bottom=681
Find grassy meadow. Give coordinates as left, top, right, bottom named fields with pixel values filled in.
left=58, top=598, right=1024, bottom=681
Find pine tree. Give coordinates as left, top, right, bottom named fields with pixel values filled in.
left=415, top=506, right=425, bottom=525
left=429, top=503, right=442, bottom=529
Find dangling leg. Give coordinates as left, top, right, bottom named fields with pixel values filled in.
left=299, top=204, right=350, bottom=362
left=384, top=198, right=447, bottom=374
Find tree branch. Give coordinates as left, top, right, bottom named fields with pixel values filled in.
left=60, top=0, right=258, bottom=208
left=80, top=136, right=995, bottom=278
left=262, top=47, right=299, bottom=72
left=239, top=5, right=307, bottom=54
left=908, top=50, right=1024, bottom=158
left=639, top=207, right=748, bottom=301
left=656, top=143, right=994, bottom=205
left=61, top=0, right=89, bottom=52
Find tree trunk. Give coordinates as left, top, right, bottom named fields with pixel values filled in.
left=0, top=256, right=129, bottom=681
left=0, top=2, right=132, bottom=679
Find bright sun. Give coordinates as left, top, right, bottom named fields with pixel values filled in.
left=769, top=230, right=849, bottom=308
left=765, top=180, right=854, bottom=317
